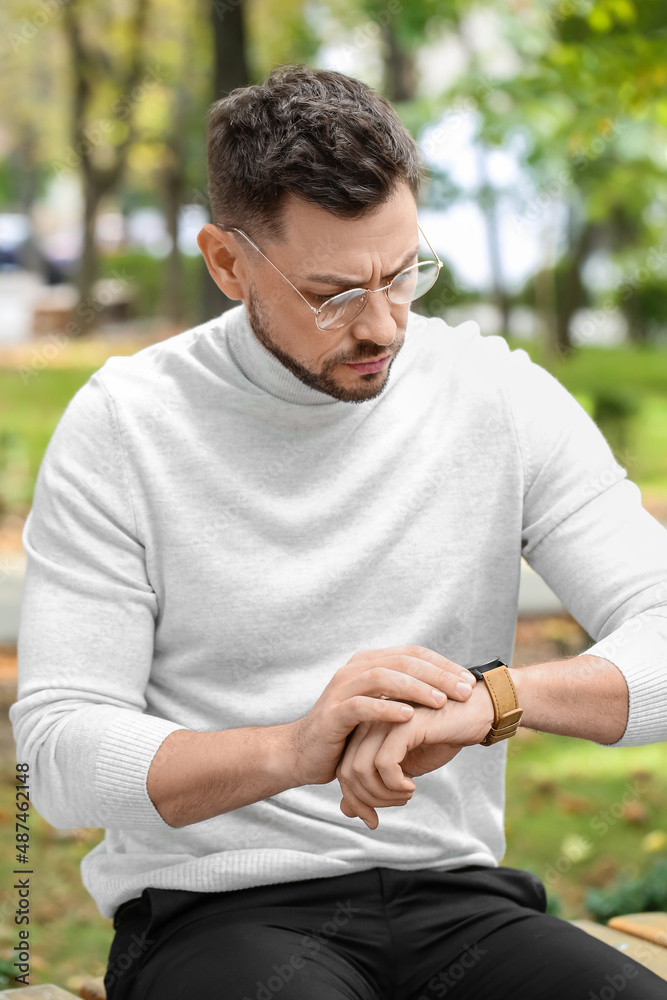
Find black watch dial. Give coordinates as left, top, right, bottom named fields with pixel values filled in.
left=467, top=657, right=506, bottom=683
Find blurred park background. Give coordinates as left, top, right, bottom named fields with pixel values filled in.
left=1, top=0, right=667, bottom=990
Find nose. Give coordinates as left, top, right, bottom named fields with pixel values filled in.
left=348, top=285, right=398, bottom=348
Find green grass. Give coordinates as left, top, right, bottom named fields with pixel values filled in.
left=0, top=368, right=99, bottom=513
left=504, top=732, right=667, bottom=918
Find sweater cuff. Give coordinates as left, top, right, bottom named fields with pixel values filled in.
left=580, top=618, right=667, bottom=747
left=95, top=714, right=187, bottom=828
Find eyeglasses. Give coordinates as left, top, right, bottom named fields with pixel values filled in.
left=214, top=221, right=443, bottom=332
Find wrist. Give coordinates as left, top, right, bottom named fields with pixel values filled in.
left=468, top=677, right=496, bottom=744
left=466, top=659, right=523, bottom=745
left=507, top=666, right=523, bottom=716
left=271, top=721, right=307, bottom=790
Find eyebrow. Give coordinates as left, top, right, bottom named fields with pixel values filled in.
left=304, top=246, right=420, bottom=287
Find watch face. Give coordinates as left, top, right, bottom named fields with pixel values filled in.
left=469, top=657, right=506, bottom=677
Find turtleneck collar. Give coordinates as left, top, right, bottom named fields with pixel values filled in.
left=224, top=303, right=349, bottom=406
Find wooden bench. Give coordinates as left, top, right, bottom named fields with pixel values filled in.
left=570, top=912, right=667, bottom=981
left=0, top=981, right=104, bottom=999
left=2, top=914, right=666, bottom=996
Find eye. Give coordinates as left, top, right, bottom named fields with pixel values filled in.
left=311, top=293, right=333, bottom=303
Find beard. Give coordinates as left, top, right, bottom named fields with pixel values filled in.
left=245, top=284, right=404, bottom=404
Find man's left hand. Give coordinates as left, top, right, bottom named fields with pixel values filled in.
left=335, top=683, right=495, bottom=829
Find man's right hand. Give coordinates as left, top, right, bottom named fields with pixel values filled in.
left=284, top=645, right=476, bottom=787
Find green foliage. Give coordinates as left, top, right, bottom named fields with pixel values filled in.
left=0, top=957, right=14, bottom=989
left=98, top=251, right=207, bottom=325
left=504, top=730, right=667, bottom=921
left=586, top=858, right=667, bottom=923
left=545, top=891, right=562, bottom=917
left=591, top=386, right=641, bottom=459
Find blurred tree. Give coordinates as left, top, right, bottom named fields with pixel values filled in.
left=0, top=2, right=71, bottom=280
left=213, top=0, right=250, bottom=99
left=247, top=0, right=319, bottom=76
left=62, top=0, right=151, bottom=332
left=161, top=85, right=189, bottom=323
left=428, top=0, right=667, bottom=353
left=198, top=0, right=253, bottom=322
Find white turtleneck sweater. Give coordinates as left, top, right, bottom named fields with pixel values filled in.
left=10, top=304, right=667, bottom=919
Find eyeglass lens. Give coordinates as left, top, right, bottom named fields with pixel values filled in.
left=316, top=260, right=440, bottom=331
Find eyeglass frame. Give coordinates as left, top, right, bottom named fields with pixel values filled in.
left=213, top=220, right=444, bottom=332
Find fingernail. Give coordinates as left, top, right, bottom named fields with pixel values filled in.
left=456, top=681, right=472, bottom=695
left=432, top=689, right=446, bottom=704
left=460, top=671, right=474, bottom=682
left=400, top=705, right=413, bottom=716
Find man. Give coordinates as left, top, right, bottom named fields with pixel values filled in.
left=11, top=65, right=667, bottom=999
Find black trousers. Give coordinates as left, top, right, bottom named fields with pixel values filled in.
left=104, top=866, right=667, bottom=1000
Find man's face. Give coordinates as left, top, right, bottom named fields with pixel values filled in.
left=200, top=182, right=419, bottom=404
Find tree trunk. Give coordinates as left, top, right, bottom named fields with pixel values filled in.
left=163, top=172, right=185, bottom=324
left=76, top=174, right=104, bottom=334
left=554, top=214, right=597, bottom=354
left=63, top=0, right=149, bottom=335
left=162, top=89, right=188, bottom=324
left=201, top=0, right=251, bottom=324
left=476, top=146, right=511, bottom=337
left=213, top=0, right=250, bottom=100
left=380, top=20, right=417, bottom=102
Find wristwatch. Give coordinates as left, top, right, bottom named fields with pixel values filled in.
left=467, top=657, right=523, bottom=746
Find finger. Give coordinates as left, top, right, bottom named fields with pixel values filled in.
left=338, top=721, right=407, bottom=797
left=374, top=730, right=415, bottom=791
left=332, top=695, right=417, bottom=739
left=340, top=724, right=415, bottom=803
left=338, top=787, right=379, bottom=829
left=339, top=796, right=358, bottom=818
left=340, top=764, right=414, bottom=806
left=349, top=646, right=476, bottom=700
left=344, top=657, right=474, bottom=711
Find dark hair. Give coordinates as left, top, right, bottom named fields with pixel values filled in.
left=206, top=64, right=424, bottom=243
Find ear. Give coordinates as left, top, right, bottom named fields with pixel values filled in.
left=197, top=224, right=245, bottom=301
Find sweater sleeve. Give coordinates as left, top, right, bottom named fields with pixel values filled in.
left=9, top=371, right=186, bottom=830
left=502, top=346, right=667, bottom=748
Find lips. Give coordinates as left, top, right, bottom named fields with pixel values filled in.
left=345, top=354, right=391, bottom=374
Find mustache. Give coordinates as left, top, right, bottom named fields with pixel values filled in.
left=342, top=340, right=404, bottom=365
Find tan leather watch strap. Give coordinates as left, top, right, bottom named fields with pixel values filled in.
left=468, top=658, right=523, bottom=746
